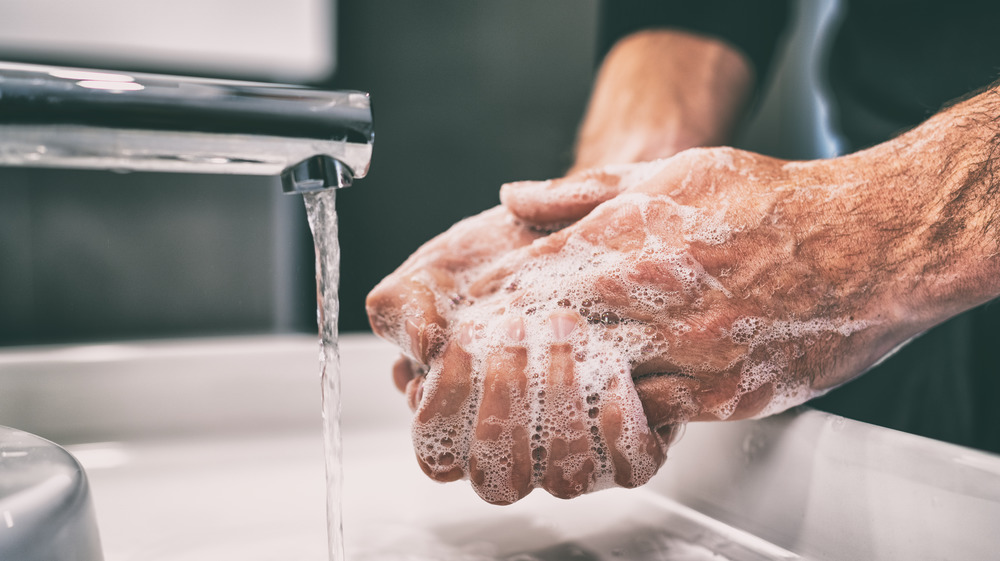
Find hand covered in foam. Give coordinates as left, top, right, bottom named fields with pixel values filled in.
left=367, top=205, right=543, bottom=368
left=369, top=147, right=906, bottom=504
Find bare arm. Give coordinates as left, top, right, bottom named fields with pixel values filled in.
left=856, top=84, right=1000, bottom=326
left=501, top=81, right=1000, bottom=403
left=571, top=29, right=754, bottom=172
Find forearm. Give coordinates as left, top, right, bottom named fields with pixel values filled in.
left=832, top=83, right=1000, bottom=329
left=572, top=29, right=754, bottom=173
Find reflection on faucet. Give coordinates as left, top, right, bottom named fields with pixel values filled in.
left=0, top=62, right=373, bottom=193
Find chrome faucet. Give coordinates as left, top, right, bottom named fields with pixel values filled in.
left=0, top=62, right=373, bottom=193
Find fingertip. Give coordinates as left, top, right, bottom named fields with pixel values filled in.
left=364, top=285, right=396, bottom=340
left=542, top=436, right=595, bottom=500
left=598, top=375, right=665, bottom=490
left=598, top=399, right=631, bottom=488
left=365, top=277, right=448, bottom=358
left=416, top=453, right=464, bottom=483
left=498, top=178, right=544, bottom=205
left=392, top=355, right=418, bottom=393
left=498, top=179, right=539, bottom=223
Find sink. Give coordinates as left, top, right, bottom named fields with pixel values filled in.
left=0, top=334, right=997, bottom=560
left=0, top=425, right=102, bottom=561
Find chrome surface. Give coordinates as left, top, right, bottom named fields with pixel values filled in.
left=0, top=62, right=373, bottom=191
left=0, top=426, right=103, bottom=561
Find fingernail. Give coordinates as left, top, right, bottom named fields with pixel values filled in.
left=406, top=376, right=425, bottom=411
left=457, top=322, right=475, bottom=349
left=405, top=318, right=425, bottom=361
left=506, top=317, right=525, bottom=342
left=550, top=311, right=578, bottom=341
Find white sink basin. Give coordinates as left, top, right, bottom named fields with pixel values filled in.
left=1, top=335, right=998, bottom=560
left=70, top=430, right=792, bottom=561
left=0, top=426, right=102, bottom=561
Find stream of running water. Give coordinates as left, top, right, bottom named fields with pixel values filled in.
left=303, top=189, right=344, bottom=561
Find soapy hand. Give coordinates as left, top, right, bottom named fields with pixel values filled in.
left=369, top=146, right=920, bottom=504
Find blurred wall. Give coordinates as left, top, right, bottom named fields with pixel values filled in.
left=0, top=0, right=333, bottom=344
left=0, top=171, right=307, bottom=345
left=0, top=0, right=334, bottom=82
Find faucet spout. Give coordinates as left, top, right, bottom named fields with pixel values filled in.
left=282, top=155, right=354, bottom=193
left=0, top=62, right=373, bottom=190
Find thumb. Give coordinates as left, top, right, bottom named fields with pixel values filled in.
left=500, top=160, right=673, bottom=227
left=500, top=169, right=623, bottom=227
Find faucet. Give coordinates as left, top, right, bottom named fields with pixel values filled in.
left=0, top=61, right=373, bottom=192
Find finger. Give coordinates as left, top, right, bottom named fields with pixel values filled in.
left=540, top=333, right=597, bottom=500
left=412, top=341, right=474, bottom=483
left=468, top=319, right=533, bottom=505
left=392, top=355, right=419, bottom=393
left=632, top=317, right=753, bottom=424
left=633, top=374, right=700, bottom=428
left=500, top=169, right=626, bottom=227
left=600, top=373, right=666, bottom=489
left=405, top=375, right=424, bottom=412
left=729, top=380, right=776, bottom=420
left=500, top=159, right=682, bottom=227
left=634, top=363, right=746, bottom=424
left=466, top=229, right=574, bottom=300
left=366, top=274, right=448, bottom=363
left=432, top=205, right=543, bottom=261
